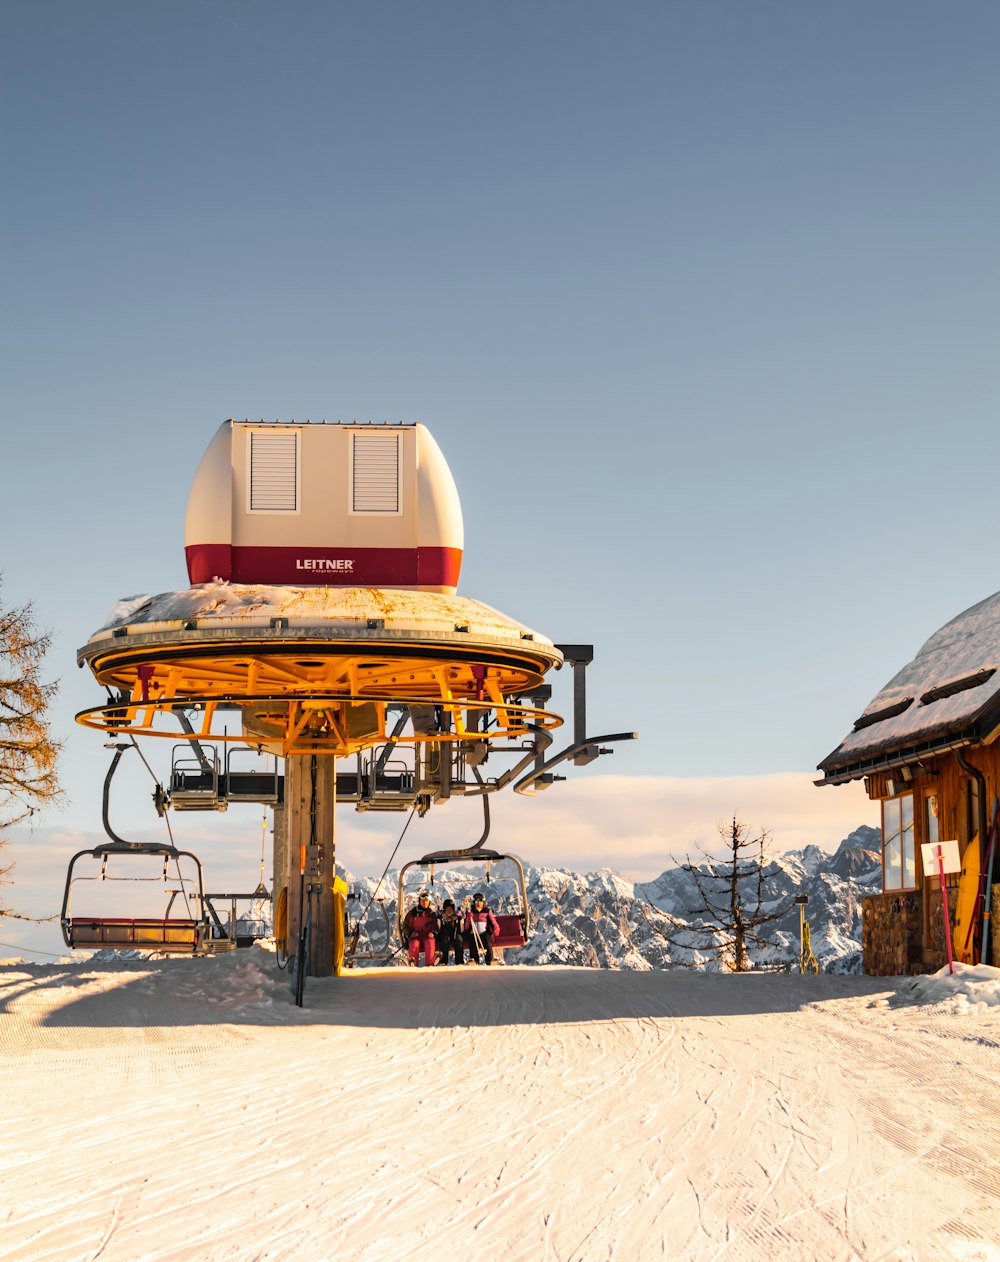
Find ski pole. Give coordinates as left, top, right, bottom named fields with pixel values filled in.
left=470, top=910, right=486, bottom=961
left=462, top=897, right=485, bottom=961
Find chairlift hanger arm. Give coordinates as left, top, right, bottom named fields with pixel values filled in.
left=459, top=726, right=554, bottom=795
left=374, top=708, right=410, bottom=777
left=102, top=743, right=132, bottom=846
left=176, top=708, right=216, bottom=776
left=513, top=731, right=638, bottom=795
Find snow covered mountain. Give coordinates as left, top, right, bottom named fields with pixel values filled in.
left=342, top=825, right=882, bottom=973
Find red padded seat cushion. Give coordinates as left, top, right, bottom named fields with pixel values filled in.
left=493, top=914, right=525, bottom=948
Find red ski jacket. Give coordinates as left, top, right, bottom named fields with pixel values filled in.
left=463, top=907, right=500, bottom=940
left=402, top=907, right=438, bottom=940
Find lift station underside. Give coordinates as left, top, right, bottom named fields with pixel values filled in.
left=77, top=585, right=564, bottom=759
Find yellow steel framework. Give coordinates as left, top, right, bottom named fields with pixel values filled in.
left=77, top=640, right=563, bottom=757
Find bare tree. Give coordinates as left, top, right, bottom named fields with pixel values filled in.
left=1, top=583, right=62, bottom=918
left=641, top=816, right=790, bottom=972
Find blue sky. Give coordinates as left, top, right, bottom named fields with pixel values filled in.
left=3, top=2, right=999, bottom=951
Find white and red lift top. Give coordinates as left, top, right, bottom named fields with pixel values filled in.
left=184, top=420, right=464, bottom=594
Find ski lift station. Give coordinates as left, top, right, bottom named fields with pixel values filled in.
left=67, top=420, right=635, bottom=983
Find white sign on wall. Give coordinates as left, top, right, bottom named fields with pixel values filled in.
left=920, top=839, right=961, bottom=875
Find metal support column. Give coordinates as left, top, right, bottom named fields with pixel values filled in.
left=555, top=644, right=598, bottom=766
left=284, top=754, right=336, bottom=977
left=272, top=799, right=287, bottom=921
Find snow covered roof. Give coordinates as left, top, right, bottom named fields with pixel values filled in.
left=818, top=589, right=1000, bottom=784
left=83, top=581, right=558, bottom=655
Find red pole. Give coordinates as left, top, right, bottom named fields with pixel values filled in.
left=937, top=845, right=954, bottom=975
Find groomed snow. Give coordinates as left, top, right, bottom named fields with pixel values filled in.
left=0, top=953, right=997, bottom=1261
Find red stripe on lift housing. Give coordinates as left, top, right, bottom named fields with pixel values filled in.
left=186, top=544, right=463, bottom=589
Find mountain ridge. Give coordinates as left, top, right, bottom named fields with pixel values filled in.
left=342, top=824, right=882, bottom=973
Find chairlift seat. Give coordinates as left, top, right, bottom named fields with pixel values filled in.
left=493, top=914, right=526, bottom=949
left=67, top=917, right=205, bottom=952
left=169, top=770, right=225, bottom=812
left=224, top=771, right=282, bottom=803
left=170, top=770, right=217, bottom=793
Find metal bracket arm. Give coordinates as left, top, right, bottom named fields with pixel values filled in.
left=512, top=731, right=638, bottom=796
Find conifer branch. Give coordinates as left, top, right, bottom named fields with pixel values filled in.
left=0, top=578, right=63, bottom=919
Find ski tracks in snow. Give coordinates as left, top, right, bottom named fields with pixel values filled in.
left=0, top=959, right=997, bottom=1262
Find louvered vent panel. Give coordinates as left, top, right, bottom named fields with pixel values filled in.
left=352, top=433, right=400, bottom=512
left=250, top=431, right=298, bottom=511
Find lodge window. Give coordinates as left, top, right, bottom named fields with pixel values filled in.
left=882, top=793, right=916, bottom=891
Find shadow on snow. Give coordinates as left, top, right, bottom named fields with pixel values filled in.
left=0, top=958, right=898, bottom=1031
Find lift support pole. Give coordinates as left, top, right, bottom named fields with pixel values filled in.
left=555, top=644, right=599, bottom=766
left=284, top=754, right=336, bottom=977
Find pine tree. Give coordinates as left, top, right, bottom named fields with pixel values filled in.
left=642, top=816, right=790, bottom=971
left=0, top=583, right=62, bottom=918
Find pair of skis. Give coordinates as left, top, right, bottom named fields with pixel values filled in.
left=964, top=799, right=998, bottom=966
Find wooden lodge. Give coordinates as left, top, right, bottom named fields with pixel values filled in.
left=818, top=590, right=1000, bottom=975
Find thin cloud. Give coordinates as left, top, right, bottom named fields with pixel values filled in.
left=377, top=773, right=876, bottom=880
left=3, top=773, right=875, bottom=947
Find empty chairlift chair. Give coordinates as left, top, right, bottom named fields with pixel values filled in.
left=61, top=842, right=211, bottom=954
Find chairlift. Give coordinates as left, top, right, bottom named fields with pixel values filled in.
left=168, top=743, right=282, bottom=812
left=61, top=840, right=210, bottom=953
left=396, top=795, right=530, bottom=952
left=336, top=719, right=421, bottom=812
left=343, top=892, right=396, bottom=967
left=169, top=744, right=223, bottom=810
left=203, top=882, right=273, bottom=948
left=181, top=777, right=275, bottom=949
left=58, top=743, right=209, bottom=953
left=224, top=747, right=282, bottom=804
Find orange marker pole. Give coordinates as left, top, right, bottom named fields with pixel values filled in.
left=298, top=842, right=307, bottom=959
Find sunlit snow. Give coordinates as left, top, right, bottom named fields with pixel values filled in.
left=0, top=951, right=997, bottom=1260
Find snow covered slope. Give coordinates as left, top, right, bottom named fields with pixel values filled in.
left=0, top=953, right=996, bottom=1261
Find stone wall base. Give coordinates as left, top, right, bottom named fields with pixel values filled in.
left=863, top=892, right=922, bottom=976
left=862, top=888, right=960, bottom=976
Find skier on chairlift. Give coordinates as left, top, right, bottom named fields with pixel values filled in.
left=436, top=898, right=464, bottom=966
left=463, top=891, right=500, bottom=966
left=402, top=890, right=438, bottom=967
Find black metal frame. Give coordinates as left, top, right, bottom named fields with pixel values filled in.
left=168, top=741, right=283, bottom=811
